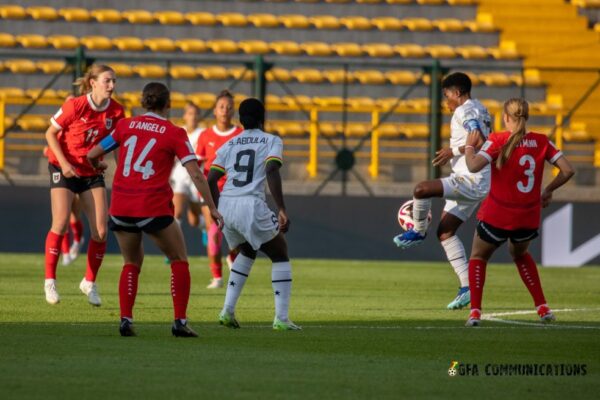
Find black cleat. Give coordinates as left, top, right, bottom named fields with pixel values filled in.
left=119, top=318, right=136, bottom=337
left=172, top=319, right=198, bottom=338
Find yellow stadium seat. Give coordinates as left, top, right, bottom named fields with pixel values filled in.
left=347, top=97, right=375, bottom=109
left=480, top=99, right=502, bottom=112
left=301, top=42, right=332, bottom=56
left=386, top=0, right=413, bottom=4
left=345, top=123, right=370, bottom=137
left=478, top=72, right=513, bottom=86
left=4, top=59, right=37, bottom=74
left=16, top=34, right=47, bottom=49
left=463, top=72, right=480, bottom=86
left=394, top=44, right=427, bottom=58
left=188, top=92, right=217, bottom=106
left=340, top=16, right=372, bottom=30
left=132, top=64, right=167, bottom=79
left=488, top=40, right=519, bottom=60
left=447, top=0, right=477, bottom=5
left=291, top=69, right=324, bottom=83
left=206, top=39, right=239, bottom=54
left=270, top=41, right=303, bottom=55
left=175, top=39, right=206, bottom=53
left=185, top=12, right=216, bottom=26
left=17, top=115, right=49, bottom=131
left=36, top=60, right=68, bottom=74
left=465, top=13, right=496, bottom=33
left=455, top=45, right=488, bottom=59
left=25, top=89, right=59, bottom=100
left=118, top=91, right=141, bottom=104
left=170, top=92, right=187, bottom=103
left=248, top=13, right=280, bottom=28
left=416, top=0, right=444, bottom=4
left=265, top=95, right=284, bottom=108
left=91, top=9, right=122, bottom=23
left=385, top=70, right=418, bottom=85
left=80, top=36, right=113, bottom=50
left=356, top=0, right=383, bottom=3
left=169, top=65, right=197, bottom=80
left=279, top=14, right=310, bottom=29
left=323, top=69, right=355, bottom=84
left=144, top=38, right=176, bottom=52
left=402, top=18, right=434, bottom=31
left=275, top=121, right=309, bottom=136
left=295, top=0, right=321, bottom=3
left=0, top=33, right=16, bottom=48
left=426, top=45, right=457, bottom=58
left=362, top=43, right=394, bottom=57
left=433, top=18, right=465, bottom=32
left=238, top=40, right=271, bottom=54
left=122, top=9, right=155, bottom=24
left=281, top=95, right=313, bottom=107
left=26, top=6, right=58, bottom=21
left=404, top=98, right=430, bottom=111
left=378, top=124, right=401, bottom=138
left=266, top=67, right=293, bottom=82
left=0, top=87, right=26, bottom=97
left=112, top=37, right=145, bottom=51
left=318, top=122, right=339, bottom=137
left=0, top=5, right=26, bottom=19
left=58, top=8, right=91, bottom=22
left=229, top=67, right=256, bottom=81
left=325, top=0, right=351, bottom=3
left=106, top=63, right=134, bottom=77
left=216, top=13, right=248, bottom=27
left=595, top=22, right=600, bottom=34
left=523, top=69, right=543, bottom=86
left=354, top=70, right=386, bottom=84
left=331, top=42, right=363, bottom=57
left=196, top=66, right=230, bottom=80
left=309, top=15, right=341, bottom=30
left=371, top=17, right=403, bottom=31
left=47, top=35, right=79, bottom=50
left=154, top=11, right=186, bottom=25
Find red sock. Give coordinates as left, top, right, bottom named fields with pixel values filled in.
left=171, top=261, right=190, bottom=320
left=119, top=264, right=140, bottom=319
left=469, top=259, right=487, bottom=311
left=514, top=253, right=547, bottom=307
left=45, top=231, right=64, bottom=279
left=70, top=220, right=83, bottom=242
left=228, top=250, right=238, bottom=263
left=85, top=239, right=106, bottom=282
left=210, top=261, right=222, bottom=279
left=61, top=232, right=70, bottom=254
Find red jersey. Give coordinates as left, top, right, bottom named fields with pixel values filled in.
left=477, top=131, right=562, bottom=230
left=49, top=94, right=125, bottom=176
left=196, top=125, right=243, bottom=191
left=108, top=113, right=198, bottom=217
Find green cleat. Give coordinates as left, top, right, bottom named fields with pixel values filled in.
left=219, top=310, right=240, bottom=329
left=447, top=287, right=470, bottom=310
left=273, top=317, right=302, bottom=331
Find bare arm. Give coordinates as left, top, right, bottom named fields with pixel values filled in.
left=185, top=161, right=223, bottom=226
left=266, top=161, right=290, bottom=233
left=463, top=130, right=490, bottom=173
left=86, top=143, right=109, bottom=172
left=432, top=128, right=486, bottom=167
left=45, top=125, right=78, bottom=178
left=541, top=156, right=575, bottom=208
left=207, top=168, right=224, bottom=208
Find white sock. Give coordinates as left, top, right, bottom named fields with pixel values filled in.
left=272, top=261, right=292, bottom=322
left=441, top=236, right=469, bottom=287
left=223, top=254, right=254, bottom=314
left=412, top=197, right=431, bottom=234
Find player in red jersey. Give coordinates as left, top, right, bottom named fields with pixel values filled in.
left=43, top=65, right=124, bottom=306
left=463, top=98, right=574, bottom=326
left=87, top=83, right=223, bottom=337
left=196, top=90, right=243, bottom=288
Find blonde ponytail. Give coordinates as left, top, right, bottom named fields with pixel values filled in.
left=497, top=98, right=529, bottom=169
left=73, top=64, right=115, bottom=95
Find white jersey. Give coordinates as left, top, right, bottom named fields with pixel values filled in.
left=212, top=128, right=283, bottom=201
left=449, top=99, right=491, bottom=176
left=170, top=127, right=202, bottom=182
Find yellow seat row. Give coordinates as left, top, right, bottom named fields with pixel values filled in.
left=572, top=0, right=600, bottom=8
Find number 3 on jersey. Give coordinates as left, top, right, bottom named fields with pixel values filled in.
left=233, top=149, right=255, bottom=187
left=517, top=154, right=535, bottom=193
left=123, top=135, right=157, bottom=180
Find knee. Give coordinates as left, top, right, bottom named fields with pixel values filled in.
left=510, top=249, right=528, bottom=261
left=92, top=227, right=107, bottom=242
left=413, top=183, right=428, bottom=199
left=437, top=230, right=453, bottom=242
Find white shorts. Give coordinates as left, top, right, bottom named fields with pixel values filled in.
left=441, top=172, right=489, bottom=221
left=219, top=196, right=279, bottom=250
left=170, top=175, right=201, bottom=203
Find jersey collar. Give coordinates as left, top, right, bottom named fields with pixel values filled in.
left=144, top=112, right=166, bottom=120
left=86, top=93, right=111, bottom=112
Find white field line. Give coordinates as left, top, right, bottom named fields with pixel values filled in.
left=481, top=307, right=600, bottom=329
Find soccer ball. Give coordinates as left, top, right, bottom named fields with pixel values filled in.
left=397, top=200, right=432, bottom=231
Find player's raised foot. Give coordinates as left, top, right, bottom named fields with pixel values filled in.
left=119, top=318, right=136, bottom=337
left=273, top=317, right=302, bottom=331
left=68, top=237, right=84, bottom=260
left=465, top=309, right=481, bottom=327
left=447, top=287, right=471, bottom=310
left=44, top=279, right=60, bottom=305
left=172, top=319, right=198, bottom=337
left=219, top=310, right=240, bottom=329
left=393, top=229, right=426, bottom=249
left=79, top=278, right=102, bottom=306
left=537, top=304, right=556, bottom=323
left=206, top=277, right=223, bottom=289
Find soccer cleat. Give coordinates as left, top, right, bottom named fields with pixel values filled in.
left=79, top=278, right=102, bottom=306
left=119, top=318, right=136, bottom=337
left=465, top=309, right=481, bottom=327
left=172, top=319, right=198, bottom=337
left=447, top=287, right=471, bottom=310
left=44, top=279, right=60, bottom=305
left=537, top=305, right=556, bottom=323
left=219, top=310, right=240, bottom=329
left=206, top=277, right=223, bottom=289
left=393, top=229, right=426, bottom=249
left=68, top=237, right=85, bottom=260
left=273, top=317, right=302, bottom=331
left=61, top=253, right=73, bottom=266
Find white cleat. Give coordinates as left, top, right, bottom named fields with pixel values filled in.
left=69, top=237, right=85, bottom=260
left=61, top=253, right=73, bottom=266
left=206, top=278, right=223, bottom=289
left=79, top=278, right=102, bottom=306
left=44, top=279, right=60, bottom=305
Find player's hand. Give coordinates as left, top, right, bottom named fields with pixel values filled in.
left=94, top=161, right=108, bottom=172
left=210, top=208, right=224, bottom=229
left=541, top=189, right=553, bottom=208
left=466, top=131, right=480, bottom=147
left=432, top=147, right=452, bottom=167
left=278, top=209, right=290, bottom=233
left=61, top=163, right=79, bottom=178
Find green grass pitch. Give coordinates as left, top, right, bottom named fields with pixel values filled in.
left=0, top=253, right=599, bottom=399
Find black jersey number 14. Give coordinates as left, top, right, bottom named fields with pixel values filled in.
left=233, top=149, right=255, bottom=187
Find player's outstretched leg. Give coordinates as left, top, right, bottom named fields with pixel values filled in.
left=394, top=188, right=433, bottom=249
left=219, top=249, right=256, bottom=328
left=513, top=252, right=555, bottom=323
left=119, top=263, right=140, bottom=337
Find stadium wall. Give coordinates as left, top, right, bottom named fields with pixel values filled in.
left=1, top=186, right=599, bottom=266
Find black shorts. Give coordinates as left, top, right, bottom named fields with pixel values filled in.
left=49, top=163, right=105, bottom=194
left=477, top=220, right=539, bottom=247
left=108, top=215, right=174, bottom=234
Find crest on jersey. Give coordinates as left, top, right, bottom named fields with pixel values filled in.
left=52, top=172, right=61, bottom=184
left=105, top=118, right=113, bottom=130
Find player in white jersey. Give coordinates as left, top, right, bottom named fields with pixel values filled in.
left=207, top=98, right=300, bottom=331
left=393, top=72, right=492, bottom=310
